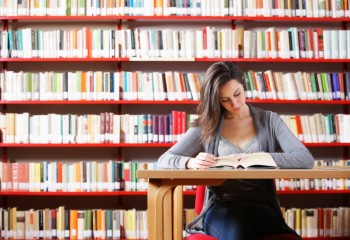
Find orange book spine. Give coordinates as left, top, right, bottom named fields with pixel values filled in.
left=81, top=71, right=87, bottom=98
left=97, top=209, right=103, bottom=240
left=178, top=73, right=186, bottom=99
left=69, top=210, right=78, bottom=240
left=193, top=73, right=201, bottom=98
left=75, top=162, right=81, bottom=192
left=250, top=70, right=259, bottom=95
left=57, top=162, right=63, bottom=192
left=131, top=72, right=138, bottom=99
left=103, top=162, right=108, bottom=192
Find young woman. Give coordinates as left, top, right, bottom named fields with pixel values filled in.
left=158, top=61, right=314, bottom=239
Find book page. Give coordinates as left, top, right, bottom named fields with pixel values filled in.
left=213, top=152, right=278, bottom=169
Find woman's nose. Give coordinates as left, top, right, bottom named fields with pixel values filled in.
left=231, top=99, right=238, bottom=108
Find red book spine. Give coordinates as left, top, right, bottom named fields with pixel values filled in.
left=12, top=162, right=19, bottom=190
left=324, top=208, right=331, bottom=237
left=18, top=162, right=27, bottom=191
left=51, top=209, right=58, bottom=239
left=316, top=28, right=324, bottom=58
left=181, top=111, right=186, bottom=138
left=123, top=162, right=130, bottom=191
left=172, top=110, right=178, bottom=143
left=338, top=73, right=345, bottom=100
left=295, top=115, right=304, bottom=142
left=307, top=28, right=314, bottom=57
left=317, top=207, right=324, bottom=237
left=202, top=26, right=207, bottom=55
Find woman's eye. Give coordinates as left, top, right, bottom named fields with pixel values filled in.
left=234, top=93, right=240, bottom=97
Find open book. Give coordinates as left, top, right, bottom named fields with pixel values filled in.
left=212, top=152, right=278, bottom=169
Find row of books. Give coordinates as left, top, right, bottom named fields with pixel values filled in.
left=280, top=113, right=350, bottom=143
left=1, top=112, right=198, bottom=144
left=0, top=207, right=148, bottom=239
left=0, top=160, right=348, bottom=192
left=2, top=69, right=350, bottom=102
left=1, top=0, right=350, bottom=18
left=0, top=160, right=157, bottom=192
left=0, top=206, right=348, bottom=239
left=0, top=71, right=204, bottom=101
left=276, top=159, right=350, bottom=190
left=282, top=207, right=350, bottom=238
left=275, top=178, right=350, bottom=191
left=2, top=27, right=350, bottom=60
left=244, top=70, right=350, bottom=101
left=242, top=28, right=350, bottom=60
left=3, top=112, right=350, bottom=144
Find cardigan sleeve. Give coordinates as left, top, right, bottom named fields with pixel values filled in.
left=268, top=112, right=315, bottom=169
left=157, top=127, right=203, bottom=169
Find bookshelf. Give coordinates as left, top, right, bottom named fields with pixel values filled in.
left=1, top=2, right=350, bottom=239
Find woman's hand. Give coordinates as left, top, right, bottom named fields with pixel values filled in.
left=186, top=152, right=217, bottom=169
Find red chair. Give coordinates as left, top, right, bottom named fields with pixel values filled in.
left=185, top=186, right=299, bottom=240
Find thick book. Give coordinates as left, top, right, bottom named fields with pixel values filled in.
left=212, top=152, right=278, bottom=169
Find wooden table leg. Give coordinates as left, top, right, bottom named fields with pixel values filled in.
left=148, top=179, right=176, bottom=240
left=173, top=186, right=183, bottom=240
left=164, top=186, right=174, bottom=239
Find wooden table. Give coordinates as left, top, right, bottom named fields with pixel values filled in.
left=137, top=167, right=350, bottom=240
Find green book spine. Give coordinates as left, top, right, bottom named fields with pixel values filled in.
left=106, top=210, right=113, bottom=239
left=66, top=0, right=71, bottom=16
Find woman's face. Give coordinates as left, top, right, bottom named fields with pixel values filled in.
left=218, top=79, right=246, bottom=115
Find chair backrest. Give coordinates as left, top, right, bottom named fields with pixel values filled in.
left=195, top=185, right=206, bottom=215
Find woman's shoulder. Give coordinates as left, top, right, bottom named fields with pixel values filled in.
left=249, top=104, right=278, bottom=120
left=187, top=126, right=202, bottom=135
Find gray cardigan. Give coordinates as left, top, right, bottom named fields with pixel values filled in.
left=158, top=104, right=314, bottom=237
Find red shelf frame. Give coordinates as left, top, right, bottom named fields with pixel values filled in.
left=0, top=100, right=200, bottom=105
left=247, top=99, right=350, bottom=105
left=303, top=143, right=350, bottom=147
left=2, top=16, right=350, bottom=22
left=0, top=142, right=349, bottom=147
left=0, top=189, right=348, bottom=196
left=0, top=57, right=128, bottom=62
left=0, top=143, right=175, bottom=147
left=304, top=238, right=350, bottom=240
left=3, top=57, right=350, bottom=63
left=194, top=58, right=350, bottom=63
left=0, top=99, right=349, bottom=105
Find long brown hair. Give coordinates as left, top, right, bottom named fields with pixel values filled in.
left=193, top=62, right=244, bottom=143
